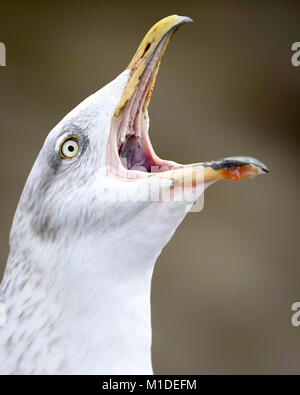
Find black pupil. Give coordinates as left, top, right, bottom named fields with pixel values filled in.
left=68, top=145, right=75, bottom=152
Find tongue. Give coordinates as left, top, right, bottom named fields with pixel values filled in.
left=119, top=136, right=153, bottom=172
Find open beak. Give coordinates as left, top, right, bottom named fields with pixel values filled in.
left=108, top=15, right=269, bottom=187
left=114, top=15, right=192, bottom=118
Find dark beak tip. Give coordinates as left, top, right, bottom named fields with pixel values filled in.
left=222, top=156, right=269, bottom=174
left=262, top=166, right=270, bottom=174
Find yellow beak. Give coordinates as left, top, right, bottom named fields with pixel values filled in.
left=113, top=15, right=192, bottom=118
left=112, top=15, right=268, bottom=187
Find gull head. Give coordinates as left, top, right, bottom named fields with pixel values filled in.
left=16, top=16, right=268, bottom=247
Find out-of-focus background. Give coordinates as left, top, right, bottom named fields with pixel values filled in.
left=0, top=0, right=299, bottom=374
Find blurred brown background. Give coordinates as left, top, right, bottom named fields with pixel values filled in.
left=0, top=0, right=299, bottom=374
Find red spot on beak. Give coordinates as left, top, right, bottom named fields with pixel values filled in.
left=222, top=165, right=253, bottom=181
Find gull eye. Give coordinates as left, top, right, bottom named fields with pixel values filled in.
left=59, top=136, right=80, bottom=159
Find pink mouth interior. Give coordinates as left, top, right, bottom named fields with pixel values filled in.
left=108, top=35, right=180, bottom=179
left=119, top=136, right=155, bottom=172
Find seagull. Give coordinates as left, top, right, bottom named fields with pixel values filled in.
left=0, top=15, right=268, bottom=375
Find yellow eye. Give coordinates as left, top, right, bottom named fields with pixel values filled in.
left=60, top=136, right=80, bottom=159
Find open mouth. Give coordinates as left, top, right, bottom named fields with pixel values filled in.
left=107, top=15, right=269, bottom=184
left=116, top=33, right=175, bottom=175
left=108, top=17, right=187, bottom=180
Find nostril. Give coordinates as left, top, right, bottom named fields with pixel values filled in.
left=141, top=43, right=151, bottom=59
